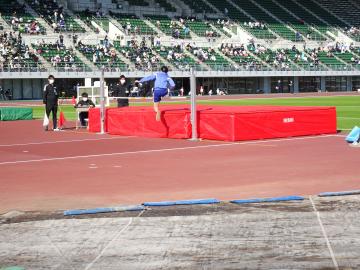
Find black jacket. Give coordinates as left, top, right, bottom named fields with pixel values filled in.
left=75, top=99, right=95, bottom=108
left=112, top=81, right=131, bottom=107
left=43, top=84, right=58, bottom=105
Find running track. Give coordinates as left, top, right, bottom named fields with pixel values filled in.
left=0, top=120, right=359, bottom=213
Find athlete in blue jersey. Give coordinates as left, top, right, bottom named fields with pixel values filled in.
left=136, top=66, right=175, bottom=121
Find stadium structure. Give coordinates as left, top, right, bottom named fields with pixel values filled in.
left=1, top=0, right=360, bottom=99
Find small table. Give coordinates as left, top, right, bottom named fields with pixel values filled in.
left=75, top=107, right=90, bottom=129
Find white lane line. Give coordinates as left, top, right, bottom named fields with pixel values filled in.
left=46, top=220, right=76, bottom=270
left=0, top=136, right=134, bottom=147
left=0, top=134, right=338, bottom=166
left=84, top=209, right=145, bottom=270
left=309, top=196, right=339, bottom=270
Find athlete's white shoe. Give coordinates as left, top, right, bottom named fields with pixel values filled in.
left=350, top=141, right=360, bottom=147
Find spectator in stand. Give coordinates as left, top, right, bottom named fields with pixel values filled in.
left=0, top=31, right=40, bottom=71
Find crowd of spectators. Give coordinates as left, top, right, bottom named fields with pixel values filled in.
left=34, top=36, right=80, bottom=70
left=188, top=46, right=217, bottom=62
left=0, top=31, right=40, bottom=71
left=29, top=0, right=72, bottom=32
left=243, top=21, right=267, bottom=30
left=77, top=37, right=120, bottom=69
left=220, top=42, right=265, bottom=71
left=120, top=39, right=161, bottom=71
left=165, top=17, right=190, bottom=39
left=344, top=26, right=360, bottom=38
left=9, top=11, right=43, bottom=34
left=160, top=44, right=194, bottom=70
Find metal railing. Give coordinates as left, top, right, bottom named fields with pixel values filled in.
left=0, top=62, right=359, bottom=74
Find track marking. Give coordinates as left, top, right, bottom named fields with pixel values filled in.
left=248, top=144, right=277, bottom=147
left=309, top=196, right=339, bottom=270
left=46, top=220, right=76, bottom=270
left=84, top=209, right=145, bottom=270
left=0, top=136, right=134, bottom=147
left=0, top=134, right=338, bottom=166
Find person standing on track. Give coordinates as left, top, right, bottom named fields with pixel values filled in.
left=136, top=66, right=175, bottom=121
left=112, top=75, right=131, bottom=107
left=43, top=75, right=59, bottom=131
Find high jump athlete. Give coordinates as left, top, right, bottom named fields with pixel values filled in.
left=136, top=66, right=175, bottom=121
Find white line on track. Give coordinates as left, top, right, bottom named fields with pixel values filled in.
left=0, top=134, right=339, bottom=166
left=309, top=196, right=339, bottom=270
left=0, top=136, right=135, bottom=147
left=84, top=210, right=145, bottom=270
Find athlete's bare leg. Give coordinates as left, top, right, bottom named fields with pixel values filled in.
left=154, top=102, right=161, bottom=121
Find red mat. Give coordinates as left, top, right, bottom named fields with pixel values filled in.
left=88, top=105, right=337, bottom=141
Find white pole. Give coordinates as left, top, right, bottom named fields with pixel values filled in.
left=99, top=67, right=106, bottom=134
left=190, top=67, right=198, bottom=141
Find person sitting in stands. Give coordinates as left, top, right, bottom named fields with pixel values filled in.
left=75, top=92, right=95, bottom=127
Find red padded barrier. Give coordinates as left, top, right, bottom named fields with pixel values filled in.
left=88, top=105, right=337, bottom=141
left=107, top=106, right=191, bottom=139
left=198, top=106, right=337, bottom=141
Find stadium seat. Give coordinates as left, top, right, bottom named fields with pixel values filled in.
left=32, top=43, right=89, bottom=71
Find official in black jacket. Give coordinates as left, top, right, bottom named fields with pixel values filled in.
left=112, top=75, right=131, bottom=107
left=75, top=92, right=95, bottom=127
left=43, top=75, right=59, bottom=131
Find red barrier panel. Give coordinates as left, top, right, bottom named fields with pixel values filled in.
left=88, top=105, right=337, bottom=141
left=198, top=106, right=337, bottom=141
left=88, top=108, right=111, bottom=133
left=107, top=106, right=192, bottom=139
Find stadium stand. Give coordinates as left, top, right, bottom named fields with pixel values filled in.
left=276, top=0, right=333, bottom=40
left=220, top=43, right=265, bottom=71
left=298, top=0, right=347, bottom=28
left=257, top=0, right=326, bottom=41
left=0, top=31, right=42, bottom=71
left=114, top=40, right=162, bottom=71
left=182, top=18, right=220, bottom=37
left=154, top=0, right=176, bottom=12
left=128, top=0, right=149, bottom=6
left=155, top=45, right=203, bottom=71
left=77, top=39, right=128, bottom=70
left=32, top=40, right=88, bottom=71
left=206, top=0, right=276, bottom=39
left=232, top=0, right=302, bottom=42
left=111, top=13, right=156, bottom=35
left=75, top=10, right=101, bottom=33
left=146, top=15, right=191, bottom=39
left=208, top=19, right=233, bottom=38
left=180, top=0, right=216, bottom=14
left=188, top=45, right=234, bottom=70
left=316, top=0, right=359, bottom=27
left=27, top=0, right=85, bottom=32
left=0, top=0, right=45, bottom=34
left=2, top=0, right=360, bottom=97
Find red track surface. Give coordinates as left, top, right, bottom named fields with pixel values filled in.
left=0, top=120, right=359, bottom=213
